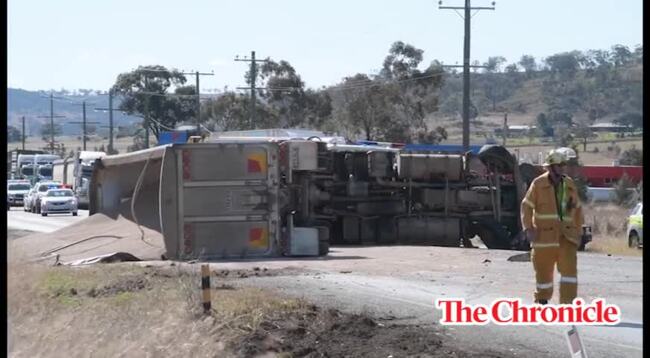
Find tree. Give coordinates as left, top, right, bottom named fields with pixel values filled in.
left=377, top=42, right=444, bottom=140
left=7, top=125, right=21, bottom=142
left=201, top=92, right=249, bottom=131
left=483, top=56, right=507, bottom=73
left=544, top=51, right=582, bottom=79
left=610, top=44, right=633, bottom=67
left=613, top=173, right=634, bottom=206
left=614, top=112, right=643, bottom=133
left=254, top=59, right=333, bottom=129
left=619, top=148, right=642, bottom=166
left=536, top=113, right=553, bottom=137
left=380, top=41, right=424, bottom=80
left=333, top=42, right=444, bottom=142
left=40, top=123, right=62, bottom=142
left=573, top=118, right=593, bottom=152
left=111, top=65, right=195, bottom=139
left=415, top=126, right=448, bottom=144
left=518, top=55, right=537, bottom=77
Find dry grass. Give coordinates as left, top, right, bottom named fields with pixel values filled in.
left=7, top=262, right=308, bottom=358
left=582, top=203, right=642, bottom=257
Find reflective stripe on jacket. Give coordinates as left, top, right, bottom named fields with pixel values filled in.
left=521, top=172, right=585, bottom=245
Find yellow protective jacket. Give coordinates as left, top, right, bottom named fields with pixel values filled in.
left=521, top=172, right=585, bottom=246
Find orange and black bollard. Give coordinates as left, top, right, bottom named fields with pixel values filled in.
left=201, top=264, right=211, bottom=313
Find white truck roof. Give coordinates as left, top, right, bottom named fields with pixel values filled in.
left=79, top=151, right=107, bottom=161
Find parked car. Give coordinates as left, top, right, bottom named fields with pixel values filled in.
left=627, top=202, right=643, bottom=249
left=40, top=188, right=78, bottom=216
left=7, top=181, right=31, bottom=209
left=23, top=186, right=36, bottom=212
left=27, top=181, right=62, bottom=214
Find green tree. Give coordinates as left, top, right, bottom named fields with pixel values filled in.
left=201, top=92, right=249, bottom=131
left=536, top=113, right=553, bottom=137
left=518, top=55, right=537, bottom=77
left=255, top=59, right=333, bottom=129
left=111, top=65, right=195, bottom=139
left=610, top=44, right=633, bottom=67
left=544, top=51, right=582, bottom=79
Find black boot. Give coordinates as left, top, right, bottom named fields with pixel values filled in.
left=536, top=299, right=548, bottom=305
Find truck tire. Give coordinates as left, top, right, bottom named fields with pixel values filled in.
left=470, top=219, right=512, bottom=250
left=629, top=232, right=640, bottom=249
left=478, top=145, right=516, bottom=174
left=319, top=238, right=330, bottom=256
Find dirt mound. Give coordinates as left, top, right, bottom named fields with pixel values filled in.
left=87, top=277, right=150, bottom=297
left=10, top=213, right=166, bottom=264
left=231, top=306, right=505, bottom=358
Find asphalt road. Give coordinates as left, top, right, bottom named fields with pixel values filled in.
left=7, top=206, right=89, bottom=233
left=7, top=208, right=643, bottom=357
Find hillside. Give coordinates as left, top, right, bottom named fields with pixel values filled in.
left=7, top=88, right=141, bottom=137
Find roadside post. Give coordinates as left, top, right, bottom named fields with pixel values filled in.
left=201, top=264, right=212, bottom=313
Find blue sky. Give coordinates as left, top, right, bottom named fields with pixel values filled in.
left=8, top=0, right=643, bottom=92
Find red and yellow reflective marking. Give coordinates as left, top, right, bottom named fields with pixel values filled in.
left=249, top=227, right=269, bottom=249
left=247, top=153, right=267, bottom=174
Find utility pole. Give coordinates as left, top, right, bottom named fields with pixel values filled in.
left=439, top=0, right=496, bottom=151
left=179, top=70, right=214, bottom=133
left=21, top=116, right=25, bottom=150
left=109, top=89, right=114, bottom=153
left=235, top=51, right=270, bottom=129
left=144, top=76, right=150, bottom=148
left=37, top=93, right=66, bottom=154
left=69, top=101, right=100, bottom=151
left=502, top=112, right=508, bottom=146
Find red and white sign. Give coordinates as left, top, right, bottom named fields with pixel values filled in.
left=434, top=298, right=620, bottom=326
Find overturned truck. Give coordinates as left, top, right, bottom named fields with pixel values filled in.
left=90, top=139, right=531, bottom=260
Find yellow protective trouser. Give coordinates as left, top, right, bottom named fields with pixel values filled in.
left=531, top=238, right=578, bottom=304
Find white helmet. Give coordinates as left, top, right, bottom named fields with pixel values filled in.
left=555, top=147, right=577, bottom=160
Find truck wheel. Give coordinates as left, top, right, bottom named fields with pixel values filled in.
left=471, top=220, right=512, bottom=250
left=319, top=238, right=330, bottom=256
left=629, top=232, right=640, bottom=249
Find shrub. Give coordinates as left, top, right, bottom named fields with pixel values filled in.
left=619, top=148, right=643, bottom=165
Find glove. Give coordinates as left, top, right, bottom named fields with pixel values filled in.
left=524, top=228, right=537, bottom=243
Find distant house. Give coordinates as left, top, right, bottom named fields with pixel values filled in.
left=588, top=122, right=629, bottom=132
left=494, top=125, right=536, bottom=137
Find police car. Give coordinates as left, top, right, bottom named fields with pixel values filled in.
left=627, top=202, right=643, bottom=249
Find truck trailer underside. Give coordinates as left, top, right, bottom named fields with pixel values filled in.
left=89, top=140, right=528, bottom=260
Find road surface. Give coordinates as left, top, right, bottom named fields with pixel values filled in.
left=7, top=206, right=88, bottom=233
left=7, top=208, right=643, bottom=357
left=193, top=247, right=643, bottom=357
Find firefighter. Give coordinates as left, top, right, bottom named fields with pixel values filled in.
left=521, top=149, right=585, bottom=304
